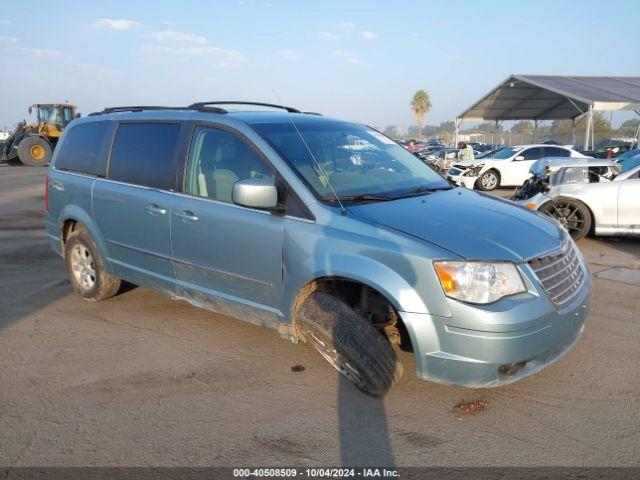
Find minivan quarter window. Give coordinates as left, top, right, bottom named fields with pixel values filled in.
left=185, top=126, right=274, bottom=204
left=108, top=122, right=183, bottom=190
left=54, top=121, right=112, bottom=176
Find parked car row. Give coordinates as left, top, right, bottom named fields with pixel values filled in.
left=447, top=144, right=587, bottom=191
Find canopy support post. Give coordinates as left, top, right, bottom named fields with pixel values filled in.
left=495, top=119, right=499, bottom=145
left=583, top=107, right=593, bottom=150
left=454, top=117, right=461, bottom=147
left=571, top=118, right=576, bottom=145
left=635, top=110, right=640, bottom=145
left=534, top=120, right=539, bottom=143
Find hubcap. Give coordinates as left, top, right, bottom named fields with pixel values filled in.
left=70, top=244, right=96, bottom=290
left=30, top=144, right=45, bottom=160
left=481, top=172, right=497, bottom=189
left=306, top=331, right=365, bottom=387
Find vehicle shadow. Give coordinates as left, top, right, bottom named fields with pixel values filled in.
left=593, top=236, right=640, bottom=259
left=336, top=375, right=396, bottom=467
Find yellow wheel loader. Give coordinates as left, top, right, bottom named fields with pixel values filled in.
left=1, top=104, right=79, bottom=167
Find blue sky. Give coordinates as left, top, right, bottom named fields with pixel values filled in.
left=0, top=0, right=638, bottom=131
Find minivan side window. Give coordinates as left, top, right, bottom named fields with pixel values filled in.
left=185, top=126, right=274, bottom=204
left=108, top=123, right=182, bottom=190
left=55, top=121, right=111, bottom=176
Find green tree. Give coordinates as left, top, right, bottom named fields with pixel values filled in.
left=439, top=121, right=455, bottom=133
left=474, top=121, right=503, bottom=133
left=615, top=119, right=639, bottom=138
left=552, top=112, right=612, bottom=145
left=410, top=90, right=431, bottom=138
left=383, top=125, right=399, bottom=139
left=511, top=121, right=534, bottom=136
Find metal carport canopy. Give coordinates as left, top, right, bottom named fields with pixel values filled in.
left=454, top=75, right=640, bottom=148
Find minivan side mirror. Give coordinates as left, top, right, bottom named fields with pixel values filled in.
left=75, top=112, right=82, bottom=119
left=232, top=178, right=278, bottom=210
left=515, top=155, right=525, bottom=161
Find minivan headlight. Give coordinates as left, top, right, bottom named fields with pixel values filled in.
left=434, top=261, right=526, bottom=304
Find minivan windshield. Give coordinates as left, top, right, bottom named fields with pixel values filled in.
left=253, top=120, right=451, bottom=202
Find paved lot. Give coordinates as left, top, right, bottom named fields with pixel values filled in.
left=1, top=165, right=639, bottom=467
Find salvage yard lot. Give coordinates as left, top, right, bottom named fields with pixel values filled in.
left=1, top=165, right=639, bottom=466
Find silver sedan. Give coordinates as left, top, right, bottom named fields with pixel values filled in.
left=514, top=158, right=640, bottom=240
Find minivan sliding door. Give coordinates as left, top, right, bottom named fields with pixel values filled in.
left=93, top=121, right=189, bottom=291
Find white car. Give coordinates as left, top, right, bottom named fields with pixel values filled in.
left=447, top=145, right=587, bottom=191
left=513, top=157, right=640, bottom=240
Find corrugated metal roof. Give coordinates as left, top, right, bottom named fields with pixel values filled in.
left=459, top=75, right=640, bottom=121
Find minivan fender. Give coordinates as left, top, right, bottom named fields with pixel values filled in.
left=57, top=205, right=114, bottom=273
left=283, top=253, right=431, bottom=320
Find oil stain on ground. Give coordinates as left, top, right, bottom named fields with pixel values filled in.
left=453, top=398, right=489, bottom=419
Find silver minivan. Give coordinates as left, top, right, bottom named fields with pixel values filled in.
left=45, top=102, right=590, bottom=396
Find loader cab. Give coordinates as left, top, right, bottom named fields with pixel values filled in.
left=30, top=104, right=78, bottom=132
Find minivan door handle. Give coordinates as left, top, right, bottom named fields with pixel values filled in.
left=174, top=210, right=198, bottom=222
left=51, top=180, right=64, bottom=191
left=146, top=203, right=167, bottom=215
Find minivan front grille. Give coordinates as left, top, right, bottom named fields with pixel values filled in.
left=528, top=241, right=585, bottom=307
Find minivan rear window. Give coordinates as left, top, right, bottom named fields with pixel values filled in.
left=55, top=121, right=111, bottom=176
left=108, top=123, right=182, bottom=190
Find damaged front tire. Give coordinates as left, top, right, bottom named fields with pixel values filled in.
left=296, top=291, right=403, bottom=397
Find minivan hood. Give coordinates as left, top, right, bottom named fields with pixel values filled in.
left=348, top=188, right=564, bottom=262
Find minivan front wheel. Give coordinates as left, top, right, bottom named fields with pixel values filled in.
left=64, top=227, right=121, bottom=301
left=296, top=291, right=403, bottom=397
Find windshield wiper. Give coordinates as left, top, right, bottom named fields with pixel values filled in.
left=327, top=193, right=396, bottom=203
left=392, top=185, right=453, bottom=199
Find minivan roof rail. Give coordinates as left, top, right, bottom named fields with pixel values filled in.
left=188, top=101, right=301, bottom=114
left=88, top=105, right=227, bottom=116
left=88, top=102, right=311, bottom=117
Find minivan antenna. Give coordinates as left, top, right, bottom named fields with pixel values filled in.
left=271, top=89, right=346, bottom=214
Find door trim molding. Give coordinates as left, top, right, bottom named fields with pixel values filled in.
left=106, top=239, right=272, bottom=288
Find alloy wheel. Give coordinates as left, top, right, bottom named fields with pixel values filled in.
left=481, top=172, right=498, bottom=189
left=70, top=244, right=96, bottom=290
left=546, top=201, right=586, bottom=237
left=306, top=331, right=365, bottom=388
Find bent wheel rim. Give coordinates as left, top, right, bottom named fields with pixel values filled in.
left=546, top=202, right=586, bottom=236
left=70, top=244, right=96, bottom=290
left=481, top=172, right=497, bottom=189
left=306, top=331, right=365, bottom=388
left=29, top=144, right=45, bottom=160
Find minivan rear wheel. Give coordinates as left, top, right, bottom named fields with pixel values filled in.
left=64, top=227, right=121, bottom=301
left=296, top=291, right=403, bottom=397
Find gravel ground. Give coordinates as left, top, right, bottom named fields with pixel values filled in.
left=0, top=165, right=638, bottom=467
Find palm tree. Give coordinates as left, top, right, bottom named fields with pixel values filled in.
left=410, top=90, right=431, bottom=138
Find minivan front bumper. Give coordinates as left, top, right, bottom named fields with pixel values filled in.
left=399, top=274, right=590, bottom=388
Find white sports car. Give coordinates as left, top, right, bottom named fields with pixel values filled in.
left=447, top=144, right=587, bottom=191
left=513, top=157, right=640, bottom=240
